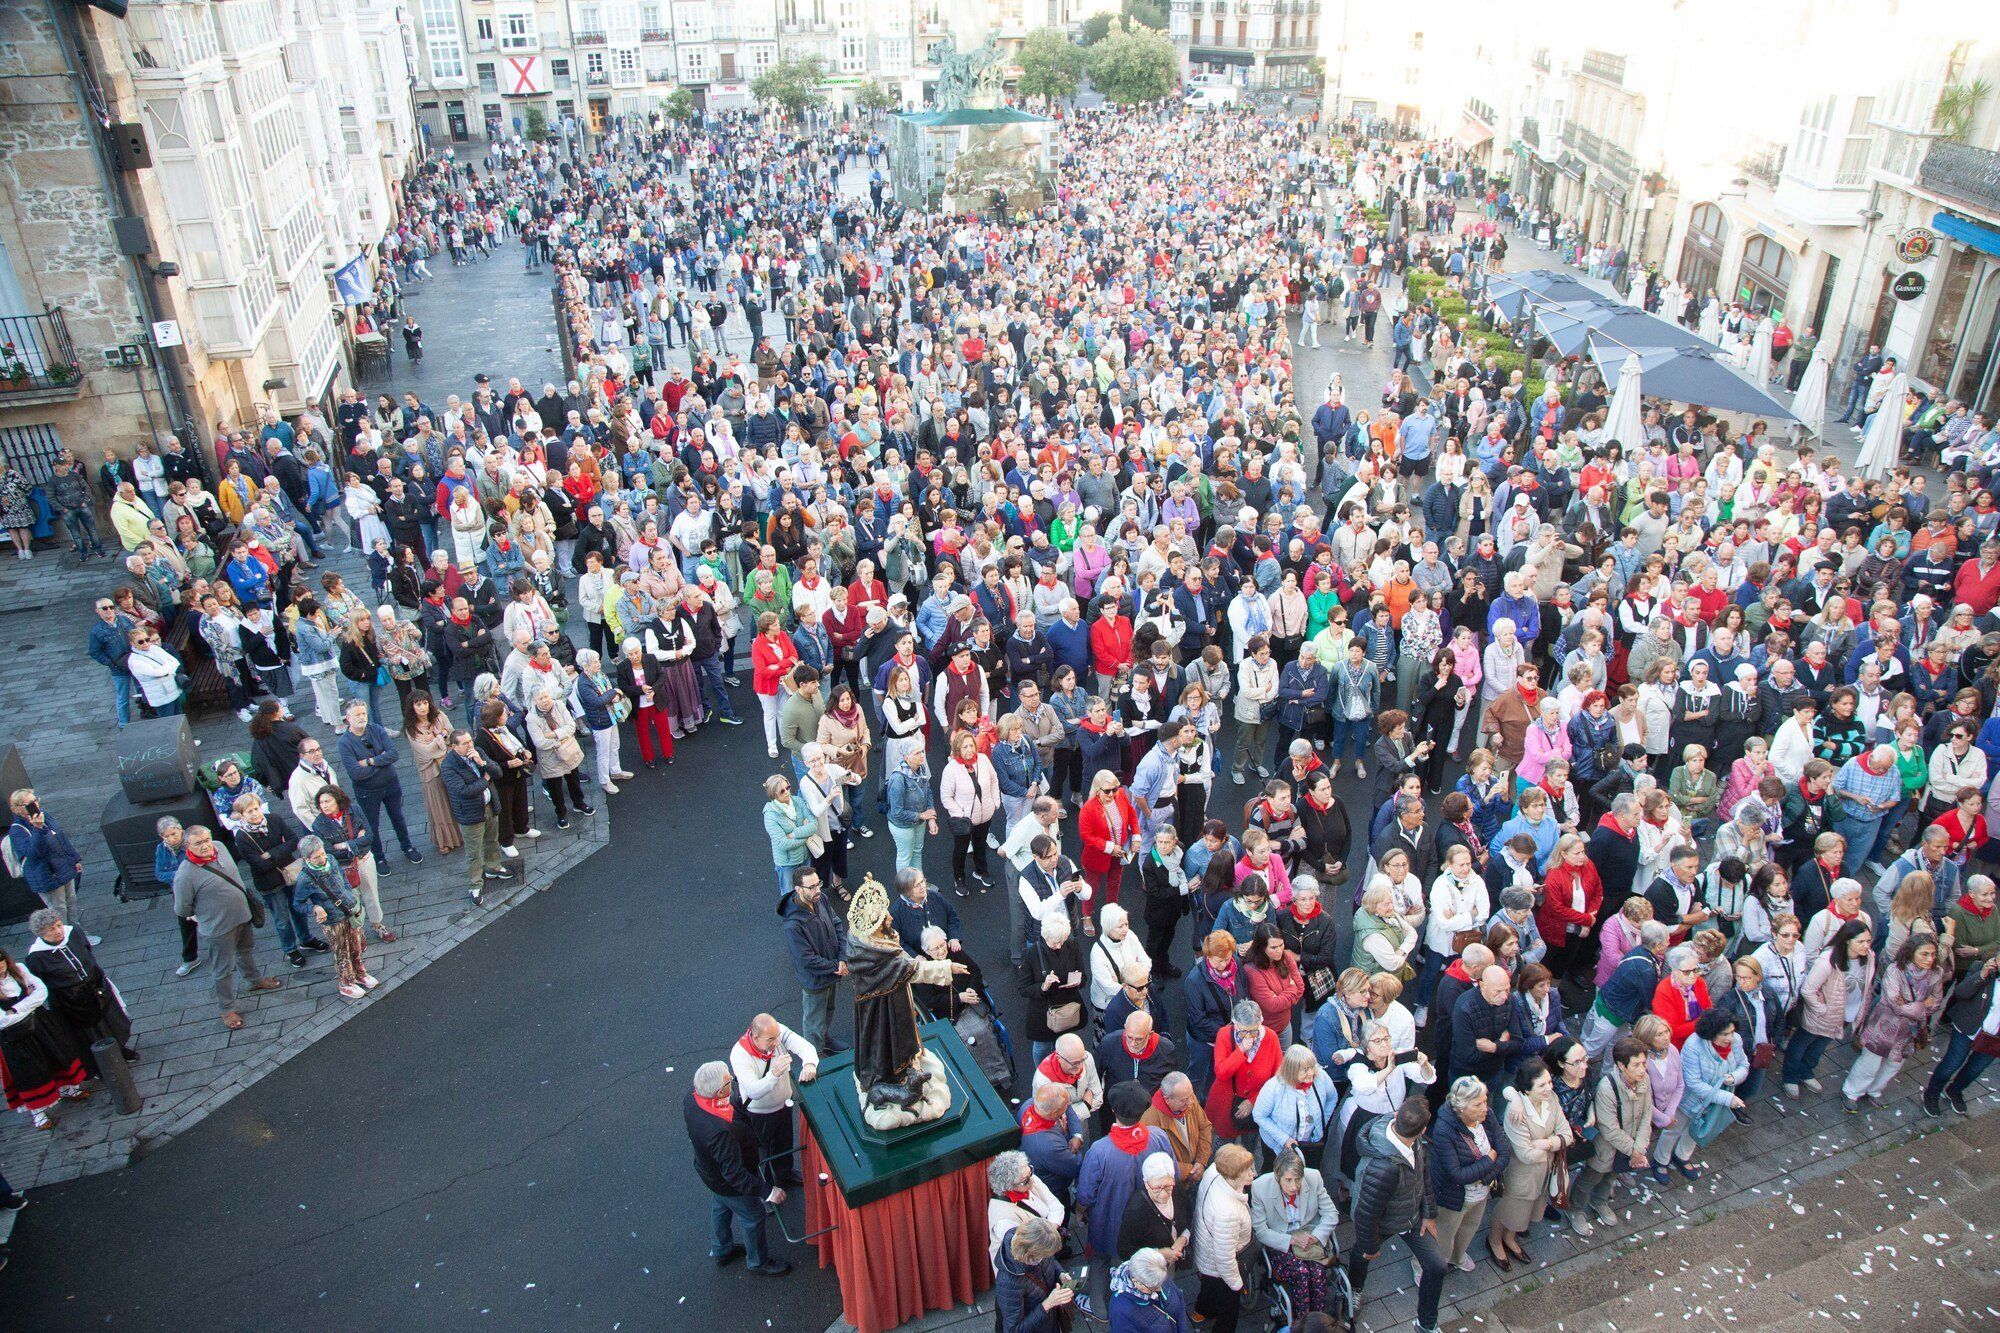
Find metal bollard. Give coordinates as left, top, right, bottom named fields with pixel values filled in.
left=91, top=1038, right=143, bottom=1114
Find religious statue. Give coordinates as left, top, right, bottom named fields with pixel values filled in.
left=842, top=875, right=964, bottom=1129
left=932, top=35, right=1004, bottom=112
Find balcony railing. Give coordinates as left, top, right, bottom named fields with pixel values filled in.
left=1740, top=142, right=1788, bottom=187
left=575, top=26, right=606, bottom=44
left=0, top=309, right=84, bottom=399
left=585, top=70, right=609, bottom=86
left=1579, top=49, right=1626, bottom=86
left=1919, top=140, right=2000, bottom=215
left=1519, top=115, right=1539, bottom=149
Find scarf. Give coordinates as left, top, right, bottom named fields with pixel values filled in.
left=695, top=1093, right=734, bottom=1122
left=1020, top=1105, right=1060, bottom=1136
left=1150, top=1088, right=1185, bottom=1122
left=1003, top=1186, right=1031, bottom=1205
left=1960, top=893, right=1994, bottom=919
left=1206, top=956, right=1238, bottom=989
left=737, top=1033, right=772, bottom=1066
left=1291, top=899, right=1323, bottom=924
left=1108, top=1123, right=1151, bottom=1155
left=1036, top=1052, right=1081, bottom=1087
left=187, top=844, right=219, bottom=866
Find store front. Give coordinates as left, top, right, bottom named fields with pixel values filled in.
left=1737, top=234, right=1795, bottom=315
left=1677, top=202, right=1727, bottom=297
left=1920, top=212, right=2000, bottom=417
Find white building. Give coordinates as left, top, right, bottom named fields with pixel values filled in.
left=110, top=0, right=419, bottom=419
left=1172, top=0, right=1319, bottom=94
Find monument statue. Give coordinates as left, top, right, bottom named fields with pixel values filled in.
left=842, top=875, right=964, bottom=1129
left=932, top=35, right=1005, bottom=112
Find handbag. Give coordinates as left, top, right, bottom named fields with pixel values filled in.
left=1307, top=966, right=1337, bottom=1003
left=343, top=860, right=363, bottom=889
left=207, top=860, right=265, bottom=928
left=1045, top=1000, right=1084, bottom=1034
left=1450, top=927, right=1484, bottom=953
left=948, top=815, right=972, bottom=837
left=1750, top=1040, right=1776, bottom=1070
left=1547, top=1144, right=1572, bottom=1209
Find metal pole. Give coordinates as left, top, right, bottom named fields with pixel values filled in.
left=1830, top=184, right=1884, bottom=414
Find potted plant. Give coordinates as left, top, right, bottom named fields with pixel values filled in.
left=47, top=360, right=79, bottom=386
left=0, top=342, right=26, bottom=390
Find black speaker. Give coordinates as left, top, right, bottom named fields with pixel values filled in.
left=115, top=715, right=198, bottom=803
left=112, top=213, right=154, bottom=257
left=0, top=746, right=39, bottom=927
left=100, top=787, right=218, bottom=903
left=110, top=121, right=151, bottom=171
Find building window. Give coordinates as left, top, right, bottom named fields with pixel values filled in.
left=675, top=2, right=711, bottom=43
left=1737, top=235, right=1794, bottom=315
left=476, top=17, right=493, bottom=40
left=840, top=34, right=864, bottom=72
left=585, top=50, right=606, bottom=81
left=499, top=11, right=538, bottom=51
left=1678, top=202, right=1727, bottom=296
left=421, top=0, right=465, bottom=79
left=679, top=44, right=710, bottom=82
left=878, top=38, right=908, bottom=73
left=551, top=57, right=572, bottom=88
left=477, top=61, right=498, bottom=93
left=612, top=46, right=641, bottom=86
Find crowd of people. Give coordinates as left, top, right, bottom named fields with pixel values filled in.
left=5, top=92, right=1996, bottom=1329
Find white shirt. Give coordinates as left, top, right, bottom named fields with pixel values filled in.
left=727, top=1023, right=818, bottom=1115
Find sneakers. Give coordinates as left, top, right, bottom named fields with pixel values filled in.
left=612, top=770, right=635, bottom=781
left=575, top=803, right=595, bottom=816
left=1921, top=1096, right=1943, bottom=1118
left=767, top=744, right=780, bottom=759
left=856, top=825, right=874, bottom=838
left=468, top=888, right=484, bottom=906
left=1804, top=1078, right=1823, bottom=1093
left=484, top=869, right=513, bottom=882
left=1569, top=1212, right=1595, bottom=1237
left=1593, top=1200, right=1618, bottom=1226
left=524, top=827, right=542, bottom=839
left=360, top=974, right=379, bottom=989
left=555, top=817, right=571, bottom=831
left=303, top=938, right=332, bottom=954
left=500, top=844, right=520, bottom=858
left=1354, top=761, right=1367, bottom=779
left=1783, top=1082, right=1801, bottom=1099
left=601, top=782, right=621, bottom=795
left=176, top=961, right=198, bottom=977
left=1255, top=765, right=1273, bottom=778
left=338, top=983, right=365, bottom=1000
left=1948, top=1090, right=1970, bottom=1116
left=1231, top=769, right=1246, bottom=785
left=286, top=949, right=308, bottom=969
left=720, top=714, right=743, bottom=726
left=405, top=850, right=424, bottom=866
left=1675, top=1161, right=1704, bottom=1182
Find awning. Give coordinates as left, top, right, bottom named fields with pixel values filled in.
left=1456, top=117, right=1494, bottom=151
left=1934, top=210, right=2000, bottom=258
left=1588, top=333, right=1798, bottom=421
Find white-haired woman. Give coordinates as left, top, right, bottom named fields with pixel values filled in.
left=572, top=649, right=632, bottom=794
left=1088, top=902, right=1152, bottom=1012
left=985, top=1149, right=1065, bottom=1265
left=526, top=687, right=593, bottom=831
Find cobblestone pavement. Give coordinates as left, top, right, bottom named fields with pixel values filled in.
left=0, top=240, right=607, bottom=1192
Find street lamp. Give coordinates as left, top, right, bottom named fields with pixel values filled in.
left=1828, top=189, right=1885, bottom=406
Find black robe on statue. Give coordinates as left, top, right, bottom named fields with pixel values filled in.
left=844, top=929, right=955, bottom=1110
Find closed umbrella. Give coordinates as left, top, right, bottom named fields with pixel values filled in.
left=1604, top=349, right=1646, bottom=451
left=1746, top=318, right=1774, bottom=387
left=1856, top=371, right=1908, bottom=479
left=1790, top=346, right=1832, bottom=440
left=1627, top=266, right=1647, bottom=309
left=1697, top=300, right=1723, bottom=346
left=1669, top=282, right=1689, bottom=324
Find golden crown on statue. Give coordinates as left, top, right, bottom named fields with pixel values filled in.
left=847, top=874, right=891, bottom=939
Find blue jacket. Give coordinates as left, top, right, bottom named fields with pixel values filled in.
left=154, top=839, right=186, bottom=893
left=778, top=885, right=844, bottom=990
left=991, top=739, right=1045, bottom=799
left=889, top=890, right=962, bottom=955
left=885, top=765, right=933, bottom=828
left=1183, top=962, right=1239, bottom=1049
left=1276, top=661, right=1330, bottom=732
left=8, top=817, right=82, bottom=895
left=1486, top=592, right=1541, bottom=642
left=1075, top=1126, right=1171, bottom=1257
left=336, top=723, right=402, bottom=794
left=1508, top=987, right=1567, bottom=1067
left=993, top=1228, right=1069, bottom=1333
left=574, top=671, right=618, bottom=731
left=1252, top=1069, right=1337, bottom=1155
left=1598, top=946, right=1666, bottom=1024
left=1428, top=1100, right=1512, bottom=1212
left=1108, top=1265, right=1191, bottom=1332
left=88, top=617, right=134, bottom=672
left=438, top=748, right=495, bottom=825
left=1020, top=1107, right=1084, bottom=1198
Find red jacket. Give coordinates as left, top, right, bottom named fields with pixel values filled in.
left=1205, top=1026, right=1283, bottom=1132
left=751, top=631, right=800, bottom=696
left=1955, top=559, right=2000, bottom=616
left=1537, top=861, right=1603, bottom=945
left=1077, top=790, right=1140, bottom=877
left=1651, top=976, right=1712, bottom=1047
left=1089, top=615, right=1134, bottom=678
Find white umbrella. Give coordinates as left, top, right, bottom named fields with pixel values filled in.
left=1697, top=300, right=1723, bottom=346
left=1746, top=318, right=1774, bottom=386
left=1627, top=266, right=1647, bottom=309
left=1856, top=370, right=1908, bottom=479
left=1669, top=282, right=1689, bottom=324
left=1790, top=345, right=1832, bottom=439
left=1605, top=350, right=1646, bottom=451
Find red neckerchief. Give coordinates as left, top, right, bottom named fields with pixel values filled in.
left=1444, top=958, right=1473, bottom=984
left=1713, top=1039, right=1734, bottom=1058
left=187, top=844, right=219, bottom=865
left=1003, top=1186, right=1031, bottom=1204
left=1125, top=1032, right=1160, bottom=1061
left=695, top=1093, right=734, bottom=1122
left=736, top=1033, right=770, bottom=1065
left=1517, top=685, right=1542, bottom=708
left=1036, top=1052, right=1081, bottom=1086
left=1540, top=777, right=1567, bottom=807
left=1304, top=790, right=1334, bottom=813
left=1019, top=1105, right=1059, bottom=1135
left=1830, top=903, right=1859, bottom=922
left=449, top=609, right=472, bottom=626
left=1108, top=1123, right=1150, bottom=1155
left=1960, top=893, right=1994, bottom=919
left=1818, top=854, right=1842, bottom=880
left=1291, top=900, right=1323, bottom=923
left=1150, top=1089, right=1185, bottom=1122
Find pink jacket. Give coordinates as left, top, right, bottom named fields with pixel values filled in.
left=1644, top=1045, right=1686, bottom=1125
left=1517, top=719, right=1573, bottom=786
left=1449, top=640, right=1484, bottom=690
left=1798, top=953, right=1877, bottom=1039
left=1596, top=913, right=1642, bottom=990
left=1070, top=542, right=1110, bottom=600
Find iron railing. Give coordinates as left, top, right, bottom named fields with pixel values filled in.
left=1919, top=140, right=2000, bottom=214
left=0, top=309, right=83, bottom=398
left=1580, top=50, right=1626, bottom=86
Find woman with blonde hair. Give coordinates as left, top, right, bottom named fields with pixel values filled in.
left=1884, top=870, right=1944, bottom=960
left=1191, top=1142, right=1256, bottom=1332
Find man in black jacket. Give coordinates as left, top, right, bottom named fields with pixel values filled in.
left=684, top=1061, right=790, bottom=1276
left=1093, top=1010, right=1178, bottom=1096
left=440, top=729, right=512, bottom=903
left=1347, top=1098, right=1446, bottom=1333
left=778, top=869, right=845, bottom=1054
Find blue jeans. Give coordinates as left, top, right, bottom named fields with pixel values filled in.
left=1866, top=798, right=1906, bottom=866
left=1924, top=1028, right=1996, bottom=1103
left=774, top=861, right=799, bottom=897
left=802, top=985, right=836, bottom=1053
left=111, top=671, right=133, bottom=727
left=1782, top=1030, right=1836, bottom=1087
left=1415, top=944, right=1447, bottom=1009
left=709, top=1192, right=770, bottom=1267
left=1832, top=809, right=1884, bottom=876
left=694, top=656, right=738, bottom=720
left=339, top=674, right=389, bottom=724
left=355, top=782, right=417, bottom=859
left=260, top=888, right=319, bottom=953
left=61, top=509, right=104, bottom=556
left=1330, top=715, right=1369, bottom=761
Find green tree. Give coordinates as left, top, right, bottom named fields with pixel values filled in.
left=662, top=87, right=697, bottom=124
left=524, top=105, right=550, bottom=141
left=752, top=53, right=829, bottom=119
left=855, top=78, right=899, bottom=117
left=1016, top=28, right=1085, bottom=104
left=1084, top=21, right=1178, bottom=105
left=1082, top=0, right=1164, bottom=42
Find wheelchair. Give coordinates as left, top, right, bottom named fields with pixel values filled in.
left=1252, top=1239, right=1357, bottom=1332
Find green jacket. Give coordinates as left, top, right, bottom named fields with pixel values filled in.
left=1948, top=898, right=2000, bottom=964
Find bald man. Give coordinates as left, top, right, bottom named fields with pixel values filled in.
left=727, top=1013, right=818, bottom=1188
left=1095, top=1008, right=1179, bottom=1096
left=1449, top=966, right=1520, bottom=1097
